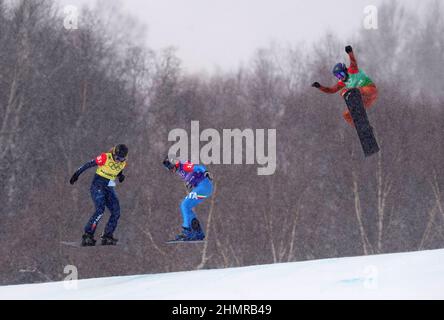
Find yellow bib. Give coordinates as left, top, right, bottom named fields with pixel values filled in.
left=96, top=153, right=126, bottom=180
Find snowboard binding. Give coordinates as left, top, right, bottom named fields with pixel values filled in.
left=101, top=234, right=118, bottom=246
left=174, top=219, right=205, bottom=241
left=81, top=233, right=96, bottom=247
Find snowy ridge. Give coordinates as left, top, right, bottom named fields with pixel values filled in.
left=1, top=249, right=443, bottom=300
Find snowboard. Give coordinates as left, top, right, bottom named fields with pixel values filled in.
left=61, top=241, right=86, bottom=248
left=165, top=240, right=206, bottom=244
left=343, top=88, right=380, bottom=157
left=61, top=241, right=120, bottom=248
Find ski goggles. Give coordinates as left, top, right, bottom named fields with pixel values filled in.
left=114, top=155, right=126, bottom=162
left=334, top=71, right=347, bottom=80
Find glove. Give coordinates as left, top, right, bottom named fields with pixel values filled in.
left=204, top=171, right=213, bottom=181
left=185, top=181, right=193, bottom=192
left=312, top=82, right=321, bottom=88
left=118, top=174, right=125, bottom=183
left=69, top=172, right=79, bottom=185
left=345, top=45, right=353, bottom=54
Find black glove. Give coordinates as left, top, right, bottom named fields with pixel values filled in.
left=118, top=174, right=125, bottom=183
left=312, top=82, right=321, bottom=88
left=69, top=172, right=79, bottom=185
left=345, top=45, right=353, bottom=54
left=185, top=181, right=193, bottom=192
left=204, top=171, right=213, bottom=181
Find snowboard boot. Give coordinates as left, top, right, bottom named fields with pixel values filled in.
left=190, top=218, right=205, bottom=240
left=101, top=233, right=118, bottom=246
left=174, top=219, right=205, bottom=241
left=175, top=227, right=193, bottom=241
left=81, top=233, right=96, bottom=247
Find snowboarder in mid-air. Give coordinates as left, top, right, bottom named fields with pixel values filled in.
left=163, top=157, right=213, bottom=242
left=69, top=144, right=128, bottom=246
left=312, top=45, right=378, bottom=125
left=312, top=45, right=380, bottom=156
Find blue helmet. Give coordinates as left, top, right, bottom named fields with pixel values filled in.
left=332, top=63, right=347, bottom=80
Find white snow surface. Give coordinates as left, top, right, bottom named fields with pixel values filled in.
left=1, top=249, right=443, bottom=300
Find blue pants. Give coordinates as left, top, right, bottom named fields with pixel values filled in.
left=85, top=181, right=120, bottom=236
left=180, top=178, right=213, bottom=229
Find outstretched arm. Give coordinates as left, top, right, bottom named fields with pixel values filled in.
left=348, top=52, right=358, bottom=69
left=312, top=82, right=345, bottom=94
left=70, top=159, right=97, bottom=184
left=319, top=83, right=345, bottom=94
left=345, top=45, right=358, bottom=72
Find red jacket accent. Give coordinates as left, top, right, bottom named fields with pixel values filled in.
left=183, top=161, right=195, bottom=173
left=95, top=153, right=107, bottom=166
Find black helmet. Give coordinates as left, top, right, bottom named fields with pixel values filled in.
left=113, top=144, right=128, bottom=161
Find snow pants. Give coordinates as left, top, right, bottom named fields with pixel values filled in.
left=84, top=179, right=121, bottom=236
left=180, top=178, right=213, bottom=229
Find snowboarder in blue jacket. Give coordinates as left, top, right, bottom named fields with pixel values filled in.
left=163, top=157, right=213, bottom=241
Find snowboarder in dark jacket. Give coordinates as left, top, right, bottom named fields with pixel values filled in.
left=70, top=144, right=128, bottom=246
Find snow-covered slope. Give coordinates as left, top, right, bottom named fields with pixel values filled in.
left=1, top=249, right=443, bottom=299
